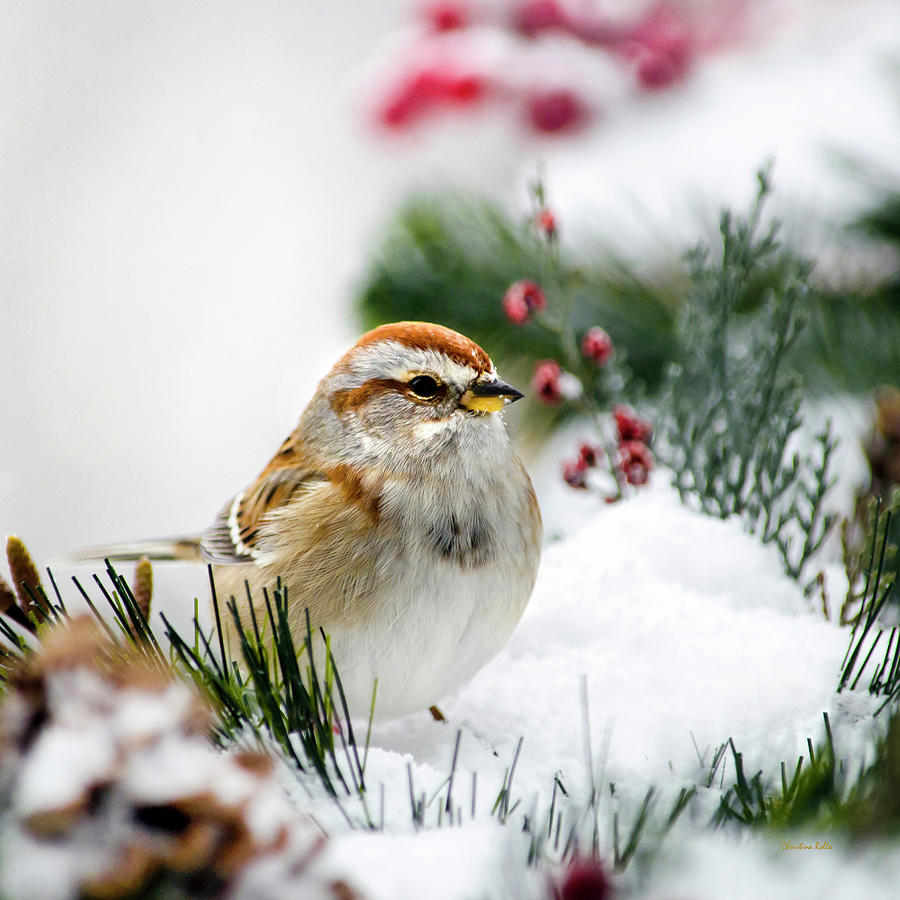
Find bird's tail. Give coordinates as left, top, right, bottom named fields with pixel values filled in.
left=70, top=536, right=204, bottom=564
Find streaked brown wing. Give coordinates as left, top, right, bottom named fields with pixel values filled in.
left=201, top=466, right=325, bottom=564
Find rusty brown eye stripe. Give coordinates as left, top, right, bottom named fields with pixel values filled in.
left=331, top=378, right=448, bottom=414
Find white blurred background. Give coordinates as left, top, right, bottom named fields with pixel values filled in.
left=2, top=0, right=899, bottom=581
left=1, top=1, right=419, bottom=562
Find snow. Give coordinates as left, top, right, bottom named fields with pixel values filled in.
left=13, top=728, right=116, bottom=819
left=644, top=832, right=900, bottom=900
left=314, top=823, right=549, bottom=900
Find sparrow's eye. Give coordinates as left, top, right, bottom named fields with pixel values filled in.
left=408, top=375, right=441, bottom=399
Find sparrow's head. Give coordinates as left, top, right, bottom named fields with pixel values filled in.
left=315, top=322, right=523, bottom=462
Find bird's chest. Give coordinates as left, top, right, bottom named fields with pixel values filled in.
left=381, top=475, right=508, bottom=571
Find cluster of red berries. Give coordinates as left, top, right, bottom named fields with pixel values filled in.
left=513, top=0, right=695, bottom=91
left=613, top=404, right=653, bottom=485
left=562, top=442, right=599, bottom=490
left=378, top=61, right=590, bottom=135
left=563, top=405, right=653, bottom=491
left=522, top=321, right=614, bottom=406
left=500, top=208, right=651, bottom=497
left=374, top=0, right=734, bottom=134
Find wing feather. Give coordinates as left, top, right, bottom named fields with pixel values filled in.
left=201, top=466, right=326, bottom=564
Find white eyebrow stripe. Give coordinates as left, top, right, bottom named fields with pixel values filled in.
left=351, top=341, right=484, bottom=388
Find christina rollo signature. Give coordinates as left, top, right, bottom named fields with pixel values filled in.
left=781, top=841, right=833, bottom=850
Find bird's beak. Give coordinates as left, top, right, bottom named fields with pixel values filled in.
left=460, top=378, right=525, bottom=413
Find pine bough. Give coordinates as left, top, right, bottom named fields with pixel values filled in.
left=662, top=168, right=837, bottom=583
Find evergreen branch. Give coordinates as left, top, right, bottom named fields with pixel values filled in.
left=659, top=169, right=837, bottom=583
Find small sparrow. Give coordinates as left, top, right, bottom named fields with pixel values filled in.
left=84, top=322, right=542, bottom=719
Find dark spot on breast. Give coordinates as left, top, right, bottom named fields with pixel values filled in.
left=427, top=512, right=494, bottom=568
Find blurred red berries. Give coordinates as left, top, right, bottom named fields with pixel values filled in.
left=629, top=3, right=694, bottom=90
left=532, top=359, right=563, bottom=404
left=613, top=405, right=653, bottom=443
left=373, top=1, right=749, bottom=135
left=503, top=279, right=547, bottom=324
left=581, top=327, right=614, bottom=366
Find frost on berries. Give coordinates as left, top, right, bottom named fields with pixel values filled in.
left=557, top=371, right=583, bottom=401
left=581, top=326, right=613, bottom=366
left=562, top=458, right=589, bottom=490
left=503, top=279, right=547, bottom=324
left=618, top=439, right=653, bottom=485
left=613, top=404, right=653, bottom=443
left=532, top=359, right=563, bottom=404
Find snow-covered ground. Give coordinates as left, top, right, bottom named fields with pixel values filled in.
left=290, top=438, right=887, bottom=897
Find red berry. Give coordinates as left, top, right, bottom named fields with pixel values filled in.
left=618, top=440, right=653, bottom=486
left=560, top=857, right=612, bottom=900
left=581, top=327, right=614, bottom=366
left=377, top=67, right=488, bottom=129
left=503, top=279, right=547, bottom=323
left=443, top=73, right=486, bottom=104
left=636, top=50, right=682, bottom=89
left=578, top=443, right=598, bottom=467
left=419, top=69, right=487, bottom=105
left=532, top=359, right=563, bottom=405
left=629, top=3, right=693, bottom=89
left=424, top=0, right=469, bottom=32
left=378, top=84, right=424, bottom=128
left=515, top=0, right=566, bottom=36
left=536, top=208, right=557, bottom=237
left=613, top=405, right=653, bottom=443
left=523, top=279, right=547, bottom=312
left=527, top=89, right=588, bottom=135
left=378, top=71, right=439, bottom=128
left=562, top=458, right=589, bottom=490
left=502, top=288, right=530, bottom=325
